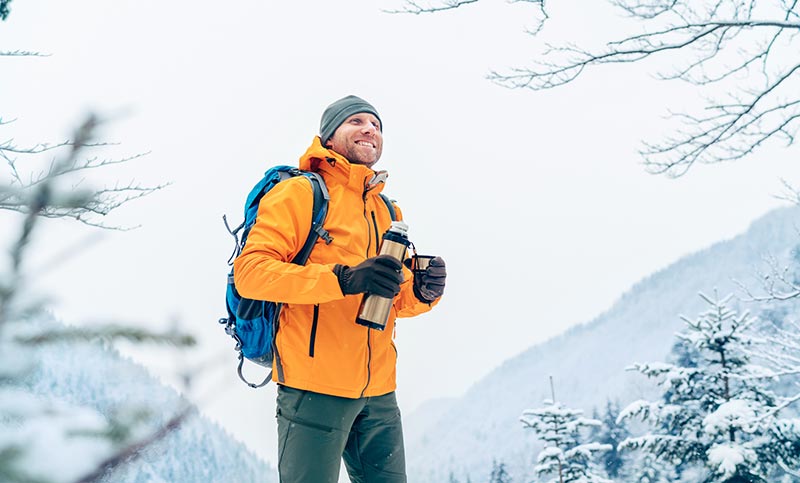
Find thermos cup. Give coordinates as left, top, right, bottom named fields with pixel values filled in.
left=356, top=221, right=410, bottom=330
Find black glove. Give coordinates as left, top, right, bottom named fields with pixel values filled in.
left=413, top=256, right=446, bottom=303
left=334, top=255, right=403, bottom=298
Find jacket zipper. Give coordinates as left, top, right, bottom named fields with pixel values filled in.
left=371, top=211, right=380, bottom=256
left=360, top=330, right=372, bottom=398
left=308, top=304, right=319, bottom=357
left=360, top=188, right=373, bottom=397
left=363, top=190, right=372, bottom=257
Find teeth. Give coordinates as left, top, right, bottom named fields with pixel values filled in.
left=356, top=141, right=373, bottom=148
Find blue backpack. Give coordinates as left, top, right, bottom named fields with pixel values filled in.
left=220, top=165, right=397, bottom=388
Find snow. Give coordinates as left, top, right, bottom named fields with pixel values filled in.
left=536, top=446, right=564, bottom=463
left=617, top=399, right=650, bottom=422
left=707, top=443, right=753, bottom=479
left=703, top=400, right=757, bottom=436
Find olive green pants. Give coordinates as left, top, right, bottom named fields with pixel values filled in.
left=276, top=385, right=407, bottom=483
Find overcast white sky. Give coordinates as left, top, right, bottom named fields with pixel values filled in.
left=2, top=0, right=797, bottom=469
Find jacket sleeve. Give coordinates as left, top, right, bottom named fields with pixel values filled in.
left=233, top=177, right=344, bottom=305
left=389, top=203, right=441, bottom=318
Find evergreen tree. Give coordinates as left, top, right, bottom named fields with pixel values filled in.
left=521, top=394, right=612, bottom=483
left=632, top=454, right=675, bottom=483
left=590, top=400, right=629, bottom=479
left=618, top=293, right=800, bottom=482
left=0, top=0, right=10, bottom=21
left=489, top=459, right=512, bottom=483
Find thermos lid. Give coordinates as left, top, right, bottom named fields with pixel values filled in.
left=389, top=221, right=409, bottom=236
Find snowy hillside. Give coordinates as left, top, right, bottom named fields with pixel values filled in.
left=405, top=205, right=800, bottom=483
left=18, top=316, right=277, bottom=483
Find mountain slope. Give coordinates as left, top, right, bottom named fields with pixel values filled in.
left=406, top=205, right=800, bottom=483
left=22, top=317, right=277, bottom=483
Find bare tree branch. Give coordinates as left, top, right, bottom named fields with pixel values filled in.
left=73, top=407, right=195, bottom=483
left=735, top=250, right=800, bottom=303
left=775, top=177, right=800, bottom=204
left=0, top=115, right=101, bottom=326
left=397, top=0, right=800, bottom=177
left=386, top=0, right=549, bottom=33
left=383, top=0, right=480, bottom=14
left=0, top=121, right=167, bottom=229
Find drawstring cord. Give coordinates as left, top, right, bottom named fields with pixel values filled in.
left=223, top=214, right=245, bottom=266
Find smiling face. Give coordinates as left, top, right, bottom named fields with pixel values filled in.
left=324, top=112, right=383, bottom=168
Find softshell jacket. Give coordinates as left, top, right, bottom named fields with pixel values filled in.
left=234, top=137, right=437, bottom=398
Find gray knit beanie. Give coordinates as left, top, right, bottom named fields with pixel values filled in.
left=319, top=95, right=382, bottom=144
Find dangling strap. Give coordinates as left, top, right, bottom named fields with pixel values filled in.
left=237, top=352, right=272, bottom=389
left=273, top=303, right=285, bottom=384
left=223, top=214, right=246, bottom=266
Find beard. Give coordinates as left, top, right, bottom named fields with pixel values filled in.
left=342, top=141, right=381, bottom=168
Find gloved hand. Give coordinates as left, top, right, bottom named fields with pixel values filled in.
left=413, top=256, right=446, bottom=303
left=334, top=255, right=403, bottom=298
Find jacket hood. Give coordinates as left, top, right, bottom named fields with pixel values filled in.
left=299, top=136, right=388, bottom=195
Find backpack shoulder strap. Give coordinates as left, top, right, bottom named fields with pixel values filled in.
left=293, top=171, right=332, bottom=265
left=379, top=193, right=397, bottom=221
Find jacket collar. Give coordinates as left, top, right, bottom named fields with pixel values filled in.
left=299, top=136, right=388, bottom=195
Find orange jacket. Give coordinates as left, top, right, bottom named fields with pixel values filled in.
left=234, top=137, right=437, bottom=398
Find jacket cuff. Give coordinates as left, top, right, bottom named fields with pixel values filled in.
left=332, top=264, right=349, bottom=294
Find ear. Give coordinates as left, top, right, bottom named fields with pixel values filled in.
left=324, top=138, right=333, bottom=148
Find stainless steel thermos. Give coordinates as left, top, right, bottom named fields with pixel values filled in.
left=356, top=221, right=410, bottom=330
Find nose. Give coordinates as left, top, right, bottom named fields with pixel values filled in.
left=361, top=123, right=376, bottom=135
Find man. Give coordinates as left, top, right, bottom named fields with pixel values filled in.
left=234, top=95, right=447, bottom=483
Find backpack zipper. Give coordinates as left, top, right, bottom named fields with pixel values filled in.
left=308, top=304, right=319, bottom=357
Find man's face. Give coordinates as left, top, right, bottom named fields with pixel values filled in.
left=325, top=112, right=383, bottom=168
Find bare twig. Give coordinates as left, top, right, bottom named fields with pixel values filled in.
left=383, top=0, right=480, bottom=14
left=0, top=117, right=167, bottom=229
left=74, top=407, right=195, bottom=483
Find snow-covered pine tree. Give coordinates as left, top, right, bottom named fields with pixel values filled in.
left=521, top=386, right=612, bottom=483
left=632, top=453, right=676, bottom=483
left=489, top=459, right=512, bottom=483
left=590, top=400, right=629, bottom=479
left=618, top=292, right=800, bottom=482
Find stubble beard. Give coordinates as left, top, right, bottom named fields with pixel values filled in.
left=345, top=142, right=380, bottom=168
